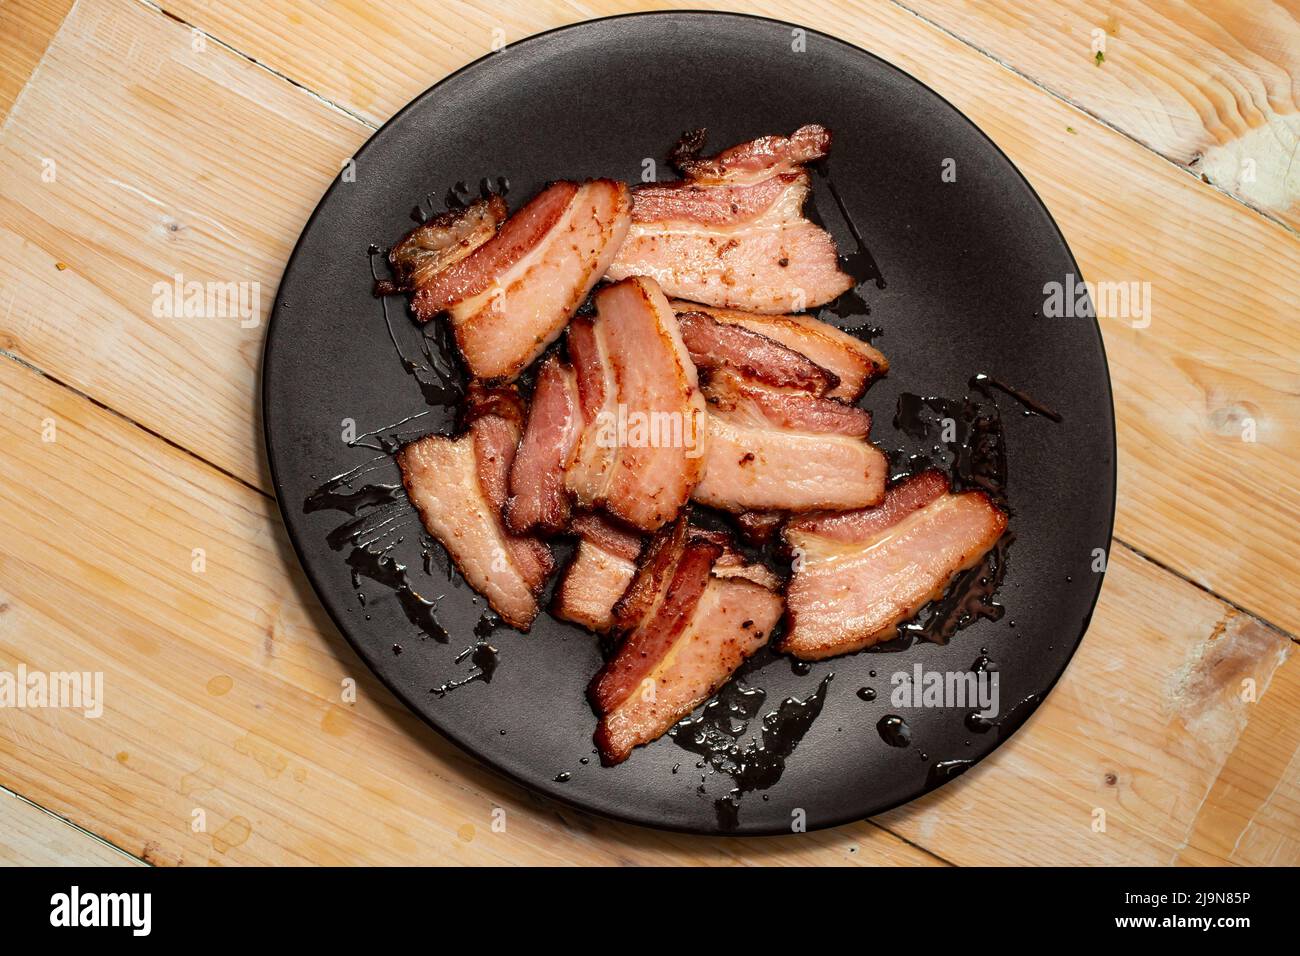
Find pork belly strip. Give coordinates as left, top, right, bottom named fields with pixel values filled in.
left=671, top=301, right=887, bottom=401
left=591, top=522, right=781, bottom=764
left=625, top=174, right=797, bottom=226
left=393, top=179, right=630, bottom=381
left=693, top=371, right=887, bottom=513
left=782, top=471, right=1008, bottom=660
left=505, top=353, right=580, bottom=535
left=551, top=517, right=776, bottom=636
left=564, top=276, right=708, bottom=531
left=396, top=387, right=554, bottom=630
left=674, top=124, right=833, bottom=185
left=712, top=545, right=782, bottom=591
left=595, top=576, right=779, bottom=764
left=607, top=127, right=853, bottom=313
left=552, top=515, right=643, bottom=634
left=381, top=196, right=507, bottom=295
left=676, top=309, right=838, bottom=395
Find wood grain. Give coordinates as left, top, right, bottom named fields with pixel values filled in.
left=878, top=576, right=1297, bottom=865
left=156, top=0, right=1300, bottom=230
left=6, top=0, right=1294, bottom=632
left=2, top=353, right=1294, bottom=865
left=0, top=0, right=75, bottom=123
left=899, top=0, right=1300, bottom=231
left=0, top=0, right=368, bottom=492
left=0, top=789, right=142, bottom=866
left=1174, top=640, right=1300, bottom=866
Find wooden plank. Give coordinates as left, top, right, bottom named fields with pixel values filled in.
left=1174, top=638, right=1300, bottom=866
left=158, top=0, right=1300, bottom=230
left=0, top=0, right=370, bottom=492
left=0, top=789, right=142, bottom=866
left=876, top=558, right=1298, bottom=866
left=0, top=0, right=75, bottom=124
left=2, top=354, right=1294, bottom=865
left=898, top=0, right=1300, bottom=231
left=4, top=0, right=1293, bottom=632
left=155, top=0, right=594, bottom=127
left=0, top=355, right=937, bottom=866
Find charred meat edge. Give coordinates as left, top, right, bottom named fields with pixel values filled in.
left=780, top=470, right=1009, bottom=659
left=396, top=385, right=553, bottom=630
left=551, top=514, right=644, bottom=634
left=589, top=520, right=778, bottom=764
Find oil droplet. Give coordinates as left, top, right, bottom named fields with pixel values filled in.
left=320, top=705, right=351, bottom=737
left=671, top=669, right=833, bottom=830
left=430, top=638, right=499, bottom=696
left=877, top=714, right=911, bottom=747
left=927, top=758, right=975, bottom=786
left=856, top=687, right=876, bottom=701
left=211, top=815, right=252, bottom=854
left=206, top=674, right=233, bottom=696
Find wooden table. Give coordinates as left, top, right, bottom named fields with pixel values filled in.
left=1, top=0, right=1297, bottom=867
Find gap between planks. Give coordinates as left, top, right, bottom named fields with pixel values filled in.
left=141, top=0, right=1300, bottom=242
left=136, top=0, right=380, bottom=132
left=0, top=781, right=148, bottom=866
left=884, top=0, right=1300, bottom=238
left=0, top=347, right=264, bottom=500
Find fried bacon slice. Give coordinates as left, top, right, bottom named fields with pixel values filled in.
left=782, top=471, right=1008, bottom=660
left=693, top=370, right=887, bottom=513
left=590, top=521, right=782, bottom=764
left=504, top=353, right=581, bottom=535
left=607, top=126, right=853, bottom=313
left=387, top=180, right=631, bottom=381
left=396, top=387, right=553, bottom=630
left=676, top=309, right=838, bottom=395
left=711, top=541, right=783, bottom=591
left=382, top=196, right=507, bottom=294
left=671, top=301, right=887, bottom=402
left=551, top=514, right=643, bottom=634
left=564, top=276, right=708, bottom=531
left=672, top=124, right=834, bottom=185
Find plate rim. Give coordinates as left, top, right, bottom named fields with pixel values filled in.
left=261, top=9, right=1118, bottom=837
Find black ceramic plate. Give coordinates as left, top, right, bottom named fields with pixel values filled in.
left=264, top=12, right=1115, bottom=835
